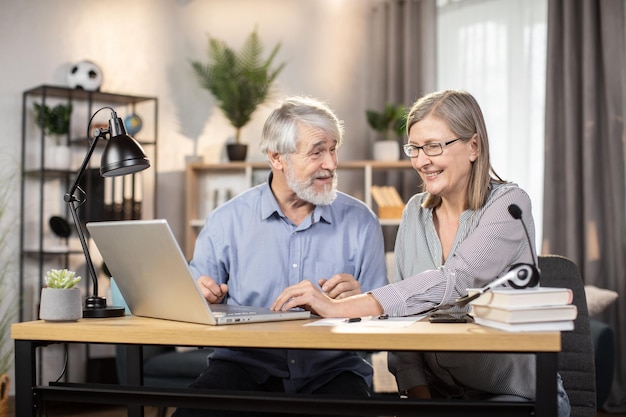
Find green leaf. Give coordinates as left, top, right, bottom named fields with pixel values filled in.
left=44, top=269, right=82, bottom=289
left=33, top=102, right=72, bottom=137
left=190, top=28, right=286, bottom=143
left=365, top=103, right=406, bottom=140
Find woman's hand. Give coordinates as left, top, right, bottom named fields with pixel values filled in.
left=271, top=280, right=338, bottom=317
left=272, top=280, right=384, bottom=319
left=197, top=275, right=228, bottom=304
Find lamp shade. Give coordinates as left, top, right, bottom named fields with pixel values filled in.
left=100, top=134, right=150, bottom=177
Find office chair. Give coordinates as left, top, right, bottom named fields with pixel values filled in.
left=538, top=255, right=596, bottom=417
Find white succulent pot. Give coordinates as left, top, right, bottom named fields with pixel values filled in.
left=39, top=288, right=83, bottom=322
left=373, top=140, right=400, bottom=161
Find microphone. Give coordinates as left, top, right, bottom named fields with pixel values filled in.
left=455, top=264, right=535, bottom=307
left=507, top=204, right=540, bottom=289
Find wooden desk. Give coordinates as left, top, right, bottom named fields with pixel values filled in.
left=12, top=316, right=561, bottom=416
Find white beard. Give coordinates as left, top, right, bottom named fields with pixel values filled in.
left=285, top=163, right=338, bottom=206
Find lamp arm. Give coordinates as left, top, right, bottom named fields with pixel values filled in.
left=66, top=193, right=101, bottom=304
left=63, top=130, right=106, bottom=307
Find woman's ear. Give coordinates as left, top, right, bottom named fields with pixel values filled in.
left=469, top=133, right=479, bottom=162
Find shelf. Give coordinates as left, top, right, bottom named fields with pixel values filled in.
left=68, top=137, right=157, bottom=147
left=24, top=168, right=75, bottom=177
left=379, top=218, right=402, bottom=226
left=24, top=85, right=156, bottom=105
left=23, top=248, right=84, bottom=257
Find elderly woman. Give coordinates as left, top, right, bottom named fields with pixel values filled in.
left=272, top=90, right=570, bottom=417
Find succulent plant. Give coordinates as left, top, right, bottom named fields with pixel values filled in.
left=44, top=269, right=82, bottom=289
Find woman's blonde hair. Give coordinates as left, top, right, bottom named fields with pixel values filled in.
left=406, top=90, right=506, bottom=210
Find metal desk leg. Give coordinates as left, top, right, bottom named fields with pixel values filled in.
left=15, top=340, right=37, bottom=417
left=125, top=344, right=144, bottom=417
left=535, top=352, right=558, bottom=417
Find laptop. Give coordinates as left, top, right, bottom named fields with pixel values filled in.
left=86, top=219, right=311, bottom=325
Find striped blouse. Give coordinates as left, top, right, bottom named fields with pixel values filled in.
left=371, top=182, right=538, bottom=399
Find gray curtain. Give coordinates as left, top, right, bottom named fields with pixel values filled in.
left=543, top=0, right=626, bottom=411
left=368, top=0, right=436, bottom=108
left=368, top=0, right=436, bottom=215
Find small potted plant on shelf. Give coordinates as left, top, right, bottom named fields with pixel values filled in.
left=33, top=102, right=73, bottom=169
left=190, top=28, right=286, bottom=161
left=39, top=268, right=82, bottom=322
left=366, top=103, right=406, bottom=161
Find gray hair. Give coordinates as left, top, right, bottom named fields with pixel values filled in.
left=259, top=96, right=344, bottom=156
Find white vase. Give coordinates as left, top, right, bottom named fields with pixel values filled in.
left=373, top=140, right=400, bottom=161
left=46, top=145, right=71, bottom=170
left=39, top=288, right=82, bottom=321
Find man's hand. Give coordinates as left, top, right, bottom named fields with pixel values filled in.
left=318, top=273, right=361, bottom=299
left=197, top=275, right=228, bottom=304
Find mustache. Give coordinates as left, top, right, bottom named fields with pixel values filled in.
left=312, top=170, right=336, bottom=180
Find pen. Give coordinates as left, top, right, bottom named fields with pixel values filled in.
left=345, top=317, right=361, bottom=323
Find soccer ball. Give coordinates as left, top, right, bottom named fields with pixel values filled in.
left=67, top=60, right=103, bottom=91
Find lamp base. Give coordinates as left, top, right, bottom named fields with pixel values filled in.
left=83, top=296, right=125, bottom=318
left=83, top=305, right=125, bottom=318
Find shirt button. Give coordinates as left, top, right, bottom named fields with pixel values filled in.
left=290, top=359, right=296, bottom=364
left=292, top=263, right=298, bottom=268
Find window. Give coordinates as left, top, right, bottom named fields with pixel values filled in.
left=437, top=0, right=547, bottom=247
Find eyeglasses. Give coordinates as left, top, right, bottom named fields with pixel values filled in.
left=402, top=138, right=462, bottom=158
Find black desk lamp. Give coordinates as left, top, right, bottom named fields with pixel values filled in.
left=64, top=106, right=150, bottom=318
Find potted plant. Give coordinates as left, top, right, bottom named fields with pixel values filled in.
left=366, top=103, right=406, bottom=161
left=33, top=102, right=73, bottom=169
left=191, top=28, right=286, bottom=161
left=39, top=268, right=83, bottom=322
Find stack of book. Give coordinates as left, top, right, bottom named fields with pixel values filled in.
left=468, top=287, right=578, bottom=332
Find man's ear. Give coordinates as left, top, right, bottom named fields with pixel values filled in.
left=268, top=151, right=284, bottom=170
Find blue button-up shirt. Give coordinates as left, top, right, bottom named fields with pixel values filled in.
left=189, top=174, right=388, bottom=393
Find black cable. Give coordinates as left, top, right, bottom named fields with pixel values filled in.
left=53, top=343, right=69, bottom=383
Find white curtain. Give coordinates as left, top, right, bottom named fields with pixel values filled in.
left=436, top=0, right=547, bottom=249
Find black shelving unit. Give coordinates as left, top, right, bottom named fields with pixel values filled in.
left=19, top=85, right=159, bottom=323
